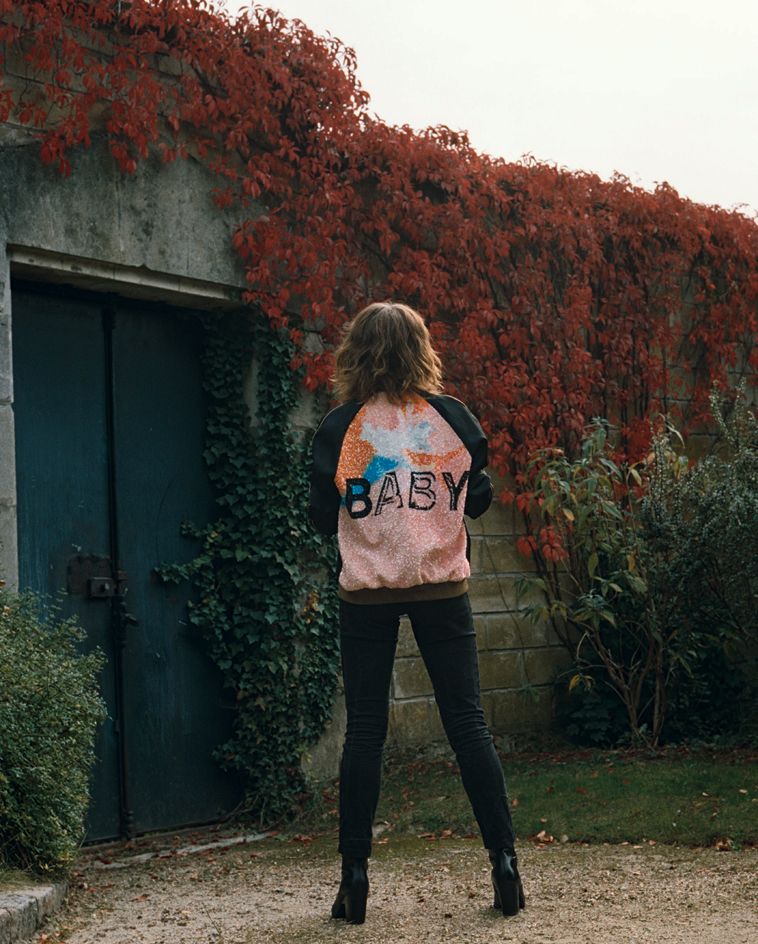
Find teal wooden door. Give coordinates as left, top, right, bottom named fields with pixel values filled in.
left=13, top=284, right=243, bottom=841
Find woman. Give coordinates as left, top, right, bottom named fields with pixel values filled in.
left=308, top=301, right=525, bottom=924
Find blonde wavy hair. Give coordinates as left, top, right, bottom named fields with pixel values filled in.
left=332, top=301, right=444, bottom=404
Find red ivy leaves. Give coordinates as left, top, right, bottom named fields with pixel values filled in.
left=1, top=0, right=756, bottom=491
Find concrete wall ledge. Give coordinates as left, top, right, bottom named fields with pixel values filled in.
left=9, top=246, right=243, bottom=311
left=0, top=880, right=68, bottom=944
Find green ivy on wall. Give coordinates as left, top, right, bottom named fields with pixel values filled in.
left=158, top=310, right=340, bottom=823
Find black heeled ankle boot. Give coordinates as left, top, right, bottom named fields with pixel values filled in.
left=488, top=847, right=525, bottom=916
left=331, top=856, right=369, bottom=925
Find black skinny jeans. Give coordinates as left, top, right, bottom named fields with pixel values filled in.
left=338, top=592, right=516, bottom=859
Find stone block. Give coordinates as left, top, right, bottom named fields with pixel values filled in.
left=303, top=689, right=346, bottom=782
left=481, top=612, right=543, bottom=650
left=0, top=270, right=11, bottom=404
left=465, top=514, right=485, bottom=536
left=469, top=535, right=532, bottom=574
left=478, top=650, right=524, bottom=690
left=526, top=617, right=564, bottom=649
left=393, top=657, right=433, bottom=699
left=472, top=612, right=489, bottom=642
left=290, top=387, right=319, bottom=431
left=480, top=613, right=520, bottom=650
left=468, top=574, right=508, bottom=613
left=482, top=686, right=554, bottom=734
left=0, top=405, right=16, bottom=501
left=468, top=574, right=546, bottom=614
left=0, top=137, right=250, bottom=294
left=523, top=647, right=573, bottom=686
left=388, top=697, right=446, bottom=749
left=0, top=500, right=18, bottom=589
left=396, top=617, right=417, bottom=658
left=476, top=498, right=512, bottom=536
left=0, top=881, right=68, bottom=944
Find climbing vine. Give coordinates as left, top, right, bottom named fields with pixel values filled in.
left=1, top=0, right=757, bottom=808
left=1, top=0, right=755, bottom=486
left=158, top=312, right=339, bottom=821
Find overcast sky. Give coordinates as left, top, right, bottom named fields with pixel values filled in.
left=222, top=0, right=758, bottom=219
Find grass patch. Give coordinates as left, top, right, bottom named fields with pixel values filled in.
left=288, top=744, right=758, bottom=849
left=0, top=866, right=39, bottom=889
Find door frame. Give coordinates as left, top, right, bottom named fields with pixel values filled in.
left=9, top=272, right=248, bottom=841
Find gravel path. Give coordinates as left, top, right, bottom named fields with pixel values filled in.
left=36, top=828, right=758, bottom=944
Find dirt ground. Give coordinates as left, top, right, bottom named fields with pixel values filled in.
left=36, top=826, right=758, bottom=944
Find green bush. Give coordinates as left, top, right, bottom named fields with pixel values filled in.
left=642, top=385, right=758, bottom=742
left=554, top=678, right=630, bottom=748
left=520, top=384, right=757, bottom=749
left=0, top=589, right=107, bottom=873
left=518, top=421, right=669, bottom=747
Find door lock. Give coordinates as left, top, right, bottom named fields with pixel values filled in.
left=88, top=576, right=118, bottom=598
left=67, top=554, right=127, bottom=598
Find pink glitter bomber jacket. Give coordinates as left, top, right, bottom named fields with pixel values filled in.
left=308, top=391, right=493, bottom=604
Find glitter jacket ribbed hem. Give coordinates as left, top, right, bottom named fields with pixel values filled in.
left=338, top=578, right=469, bottom=605
left=308, top=391, right=494, bottom=596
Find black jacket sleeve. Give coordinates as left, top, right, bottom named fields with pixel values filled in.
left=308, top=401, right=361, bottom=535
left=424, top=395, right=493, bottom=519
left=464, top=420, right=494, bottom=519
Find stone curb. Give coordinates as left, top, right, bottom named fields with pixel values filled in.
left=0, top=880, right=68, bottom=944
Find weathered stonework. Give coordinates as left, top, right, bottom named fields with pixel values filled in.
left=0, top=879, right=68, bottom=944
left=0, top=257, right=16, bottom=588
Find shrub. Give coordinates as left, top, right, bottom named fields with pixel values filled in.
left=641, top=385, right=758, bottom=741
left=0, top=589, right=107, bottom=873
left=518, top=384, right=757, bottom=748
left=516, top=422, right=665, bottom=747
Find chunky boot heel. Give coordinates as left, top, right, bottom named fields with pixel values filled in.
left=488, top=848, right=525, bottom=917
left=331, top=857, right=369, bottom=925
left=344, top=875, right=368, bottom=924
left=492, top=874, right=520, bottom=915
